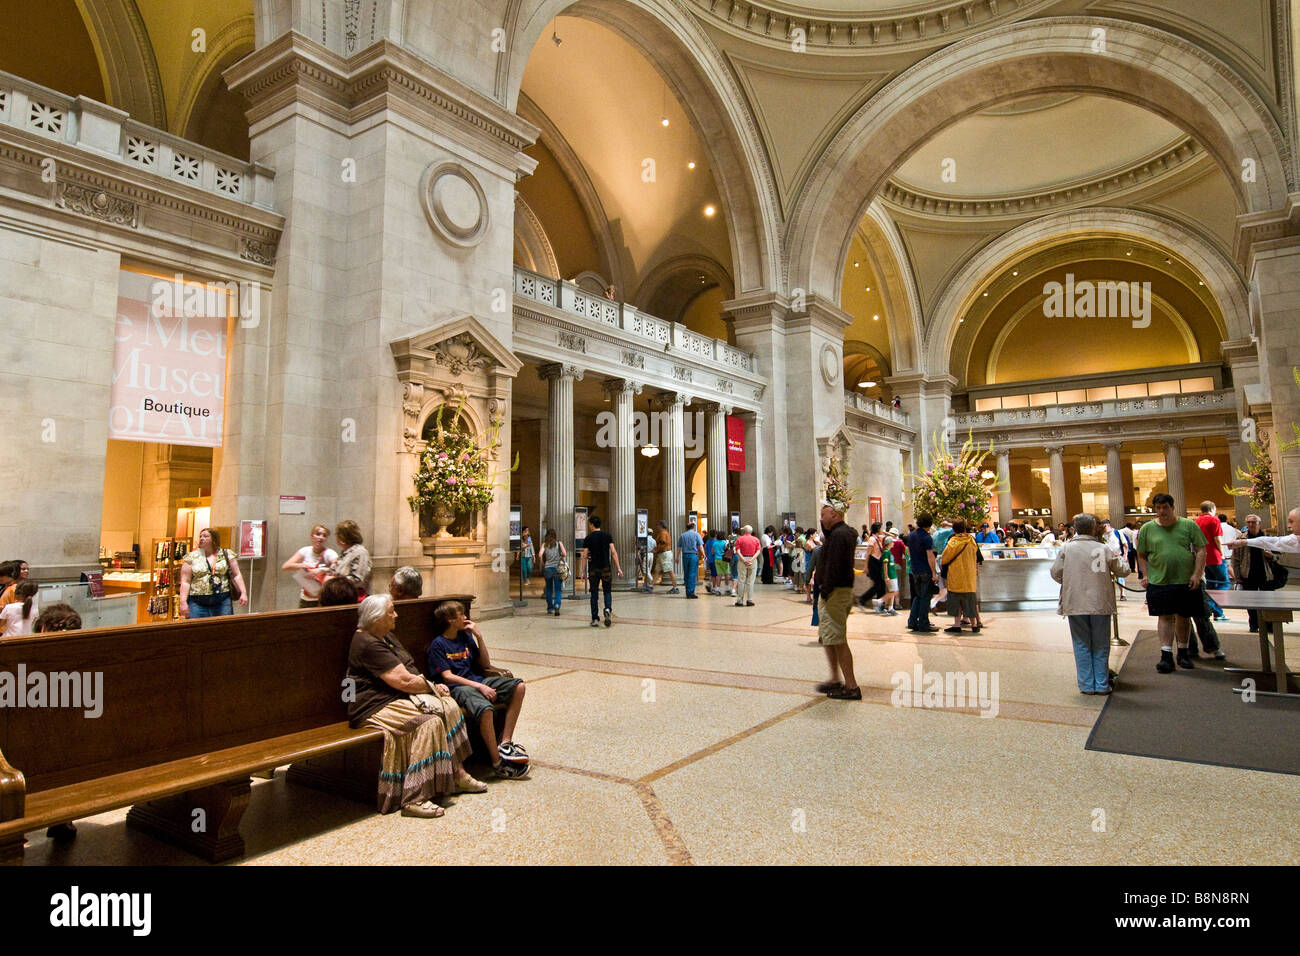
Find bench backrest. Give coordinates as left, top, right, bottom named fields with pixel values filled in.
left=0, top=595, right=471, bottom=793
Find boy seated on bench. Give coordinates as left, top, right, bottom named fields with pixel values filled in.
left=427, top=601, right=530, bottom=779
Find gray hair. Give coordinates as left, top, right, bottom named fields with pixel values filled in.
left=742, top=524, right=753, bottom=534
left=1073, top=513, right=1098, bottom=537
left=391, top=566, right=423, bottom=598
left=357, top=593, right=394, bottom=631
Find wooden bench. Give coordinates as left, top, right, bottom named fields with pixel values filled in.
left=0, top=593, right=473, bottom=864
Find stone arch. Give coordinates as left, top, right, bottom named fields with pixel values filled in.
left=633, top=253, right=736, bottom=319
left=787, top=16, right=1292, bottom=304
left=74, top=0, right=167, bottom=127
left=925, top=206, right=1251, bottom=374
left=175, top=16, right=256, bottom=150
left=504, top=0, right=783, bottom=296
left=514, top=195, right=560, bottom=278
left=858, top=200, right=923, bottom=374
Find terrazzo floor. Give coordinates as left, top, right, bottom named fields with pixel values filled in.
left=23, top=584, right=1300, bottom=866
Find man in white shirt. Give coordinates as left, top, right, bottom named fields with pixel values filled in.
left=1039, top=528, right=1057, bottom=546
left=1228, top=506, right=1300, bottom=554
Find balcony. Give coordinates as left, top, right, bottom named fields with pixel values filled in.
left=513, top=267, right=757, bottom=375
left=843, top=390, right=911, bottom=427
left=0, top=71, right=275, bottom=211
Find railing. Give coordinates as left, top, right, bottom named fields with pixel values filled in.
left=0, top=70, right=275, bottom=210
left=844, top=390, right=911, bottom=426
left=952, top=389, right=1234, bottom=428
left=514, top=267, right=758, bottom=374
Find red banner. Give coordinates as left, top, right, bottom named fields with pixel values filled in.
left=726, top=415, right=746, bottom=471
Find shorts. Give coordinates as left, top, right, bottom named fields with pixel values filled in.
left=886, top=576, right=899, bottom=592
left=714, top=559, right=729, bottom=576
left=448, top=675, right=521, bottom=720
left=1145, top=582, right=1202, bottom=619
left=948, top=591, right=978, bottom=618
left=817, top=587, right=854, bottom=646
left=655, top=551, right=674, bottom=573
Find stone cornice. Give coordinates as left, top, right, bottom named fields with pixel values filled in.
left=689, top=0, right=1060, bottom=54
left=1235, top=193, right=1300, bottom=268
left=225, top=33, right=539, bottom=174
left=881, top=138, right=1205, bottom=221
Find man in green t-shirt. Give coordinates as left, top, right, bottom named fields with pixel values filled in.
left=1137, top=493, right=1208, bottom=674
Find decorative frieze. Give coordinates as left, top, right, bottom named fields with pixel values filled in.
left=240, top=237, right=277, bottom=265
left=56, top=182, right=137, bottom=227
left=673, top=366, right=693, bottom=383
left=557, top=331, right=587, bottom=354
left=620, top=350, right=645, bottom=369
left=433, top=333, right=493, bottom=376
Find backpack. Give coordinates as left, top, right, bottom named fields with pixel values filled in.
left=723, top=539, right=735, bottom=561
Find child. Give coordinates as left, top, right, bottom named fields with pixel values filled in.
left=427, top=601, right=530, bottom=778
left=881, top=544, right=900, bottom=615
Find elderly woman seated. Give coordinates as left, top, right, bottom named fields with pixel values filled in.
left=344, top=594, right=487, bottom=818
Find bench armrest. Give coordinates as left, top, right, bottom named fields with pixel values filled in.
left=0, top=747, right=26, bottom=822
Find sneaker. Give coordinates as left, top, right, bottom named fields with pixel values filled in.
left=590, top=619, right=599, bottom=627
left=746, top=601, right=755, bottom=607
left=668, top=588, right=680, bottom=594
left=1211, top=650, right=1227, bottom=661
left=969, top=625, right=982, bottom=633
left=1176, top=651, right=1195, bottom=669
left=1214, top=616, right=1230, bottom=623
left=1156, top=650, right=1175, bottom=674
left=497, top=742, right=529, bottom=765
left=603, top=609, right=612, bottom=627
left=886, top=608, right=899, bottom=616
left=734, top=601, right=744, bottom=607
left=687, top=593, right=699, bottom=599
left=494, top=761, right=530, bottom=779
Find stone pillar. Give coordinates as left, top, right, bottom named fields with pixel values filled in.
left=885, top=373, right=957, bottom=470
left=541, top=363, right=580, bottom=588
left=654, top=391, right=689, bottom=541
left=739, top=412, right=765, bottom=529
left=1064, top=453, right=1083, bottom=519
left=1163, top=438, right=1186, bottom=513
left=705, top=403, right=732, bottom=534
left=995, top=450, right=1012, bottom=527
left=1045, top=445, right=1067, bottom=526
left=605, top=378, right=640, bottom=589
left=1104, top=442, right=1126, bottom=524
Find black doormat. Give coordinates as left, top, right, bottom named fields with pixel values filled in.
left=1085, top=629, right=1300, bottom=775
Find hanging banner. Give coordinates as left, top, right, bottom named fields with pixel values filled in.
left=869, top=497, right=883, bottom=526
left=109, top=269, right=230, bottom=447
left=726, top=415, right=746, bottom=471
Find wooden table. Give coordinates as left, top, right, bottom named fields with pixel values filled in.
left=1206, top=589, right=1300, bottom=698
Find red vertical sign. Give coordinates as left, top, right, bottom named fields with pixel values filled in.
left=869, top=497, right=883, bottom=525
left=726, top=415, right=746, bottom=471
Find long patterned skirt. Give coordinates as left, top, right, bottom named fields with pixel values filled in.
left=365, top=698, right=471, bottom=814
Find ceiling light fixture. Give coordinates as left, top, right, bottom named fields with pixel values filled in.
left=641, top=443, right=660, bottom=458
left=859, top=381, right=876, bottom=388
left=981, top=469, right=995, bottom=480
left=1126, top=250, right=1133, bottom=256
left=703, top=204, right=716, bottom=217
left=661, top=85, right=669, bottom=127
left=687, top=161, right=696, bottom=170
left=1012, top=270, right=1019, bottom=276
left=1197, top=437, right=1214, bottom=470
left=872, top=314, right=879, bottom=321
left=551, top=21, right=563, bottom=45
left=865, top=285, right=871, bottom=291
left=854, top=262, right=860, bottom=268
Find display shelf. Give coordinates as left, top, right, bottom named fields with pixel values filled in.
left=149, top=537, right=191, bottom=620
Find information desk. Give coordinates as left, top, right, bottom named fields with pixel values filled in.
left=975, top=545, right=1060, bottom=610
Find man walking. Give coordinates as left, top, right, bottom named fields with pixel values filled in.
left=652, top=519, right=678, bottom=593
left=584, top=516, right=622, bottom=628
left=734, top=525, right=761, bottom=606
left=677, top=521, right=706, bottom=599
left=1194, top=500, right=1231, bottom=621
left=906, top=514, right=940, bottom=633
left=1137, top=493, right=1207, bottom=674
left=815, top=500, right=861, bottom=700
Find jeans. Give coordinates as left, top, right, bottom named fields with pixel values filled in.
left=907, top=573, right=933, bottom=629
left=521, top=556, right=533, bottom=584
left=1187, top=587, right=1221, bottom=655
left=683, top=554, right=699, bottom=597
left=589, top=566, right=612, bottom=620
left=543, top=567, right=562, bottom=610
left=1203, top=563, right=1229, bottom=617
left=188, top=596, right=232, bottom=618
left=1068, top=614, right=1111, bottom=692
left=736, top=559, right=757, bottom=603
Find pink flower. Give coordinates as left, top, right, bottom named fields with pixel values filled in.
left=446, top=477, right=457, bottom=485
left=438, top=452, right=448, bottom=460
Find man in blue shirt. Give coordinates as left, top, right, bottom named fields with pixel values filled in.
left=676, top=521, right=706, bottom=598
left=906, top=514, right=940, bottom=632
left=975, top=523, right=999, bottom=544
left=427, top=600, right=530, bottom=778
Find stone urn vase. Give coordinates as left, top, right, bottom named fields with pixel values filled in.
left=431, top=502, right=457, bottom=538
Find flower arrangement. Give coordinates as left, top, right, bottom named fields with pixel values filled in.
left=906, top=430, right=1003, bottom=525
left=1224, top=440, right=1274, bottom=511
left=409, top=400, right=516, bottom=522
left=823, top=456, right=857, bottom=513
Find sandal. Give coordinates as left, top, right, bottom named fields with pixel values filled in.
left=400, top=801, right=445, bottom=818
left=455, top=774, right=489, bottom=794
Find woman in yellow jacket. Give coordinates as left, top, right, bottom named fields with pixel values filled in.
left=938, top=519, right=981, bottom=634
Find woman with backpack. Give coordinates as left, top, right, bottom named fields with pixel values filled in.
left=179, top=528, right=248, bottom=618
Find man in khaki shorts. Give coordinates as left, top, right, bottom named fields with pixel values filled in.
left=651, top=519, right=679, bottom=594
left=815, top=500, right=861, bottom=700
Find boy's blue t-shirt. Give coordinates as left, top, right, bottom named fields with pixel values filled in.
left=708, top=538, right=725, bottom=562
left=428, top=630, right=484, bottom=683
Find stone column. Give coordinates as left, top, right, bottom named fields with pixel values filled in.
left=1244, top=238, right=1300, bottom=512
left=1163, top=438, right=1186, bottom=513
left=654, top=392, right=689, bottom=541
left=995, top=450, right=1012, bottom=527
left=705, top=403, right=732, bottom=534
left=1227, top=440, right=1252, bottom=524
left=739, top=412, right=765, bottom=529
left=1045, top=444, right=1067, bottom=526
left=541, top=363, right=581, bottom=588
left=885, top=373, right=957, bottom=470
left=605, top=378, right=640, bottom=589
left=1104, top=442, right=1126, bottom=524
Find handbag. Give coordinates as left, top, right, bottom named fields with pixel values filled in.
left=1263, top=558, right=1290, bottom=591
left=556, top=556, right=569, bottom=577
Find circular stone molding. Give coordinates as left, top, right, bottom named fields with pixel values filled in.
left=420, top=162, right=489, bottom=248
left=820, top=343, right=840, bottom=386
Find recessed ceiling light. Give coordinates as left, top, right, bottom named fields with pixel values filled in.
left=872, top=314, right=879, bottom=321
left=687, top=161, right=696, bottom=170
left=1126, top=250, right=1133, bottom=256
left=1012, top=270, right=1019, bottom=276
left=865, top=286, right=871, bottom=291
left=661, top=117, right=669, bottom=127
left=1198, top=280, right=1204, bottom=286
left=703, top=204, right=716, bottom=217
left=982, top=292, right=989, bottom=297
left=854, top=262, right=860, bottom=268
